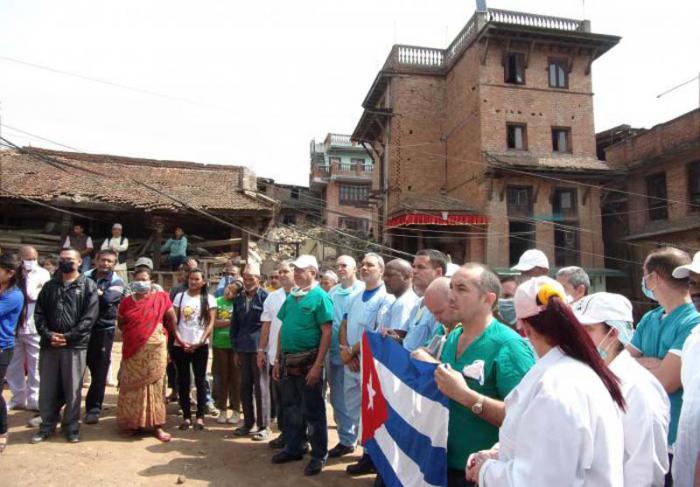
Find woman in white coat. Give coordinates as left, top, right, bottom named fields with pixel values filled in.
left=467, top=277, right=626, bottom=486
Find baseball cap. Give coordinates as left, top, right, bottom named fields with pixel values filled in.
left=514, top=276, right=566, bottom=319
left=573, top=292, right=634, bottom=345
left=292, top=254, right=319, bottom=270
left=112, top=223, right=123, bottom=230
left=511, top=249, right=549, bottom=272
left=672, top=251, right=700, bottom=279
left=134, top=257, right=153, bottom=270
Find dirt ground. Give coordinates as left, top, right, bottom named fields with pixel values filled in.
left=1, top=343, right=375, bottom=487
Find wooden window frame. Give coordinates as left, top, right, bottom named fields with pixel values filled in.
left=506, top=123, right=528, bottom=151
left=552, top=127, right=572, bottom=153
left=646, top=172, right=669, bottom=221
left=548, top=58, right=569, bottom=89
left=504, top=52, right=526, bottom=85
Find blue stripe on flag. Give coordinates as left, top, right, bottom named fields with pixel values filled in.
left=365, top=331, right=448, bottom=407
left=385, top=402, right=447, bottom=486
left=364, top=438, right=404, bottom=487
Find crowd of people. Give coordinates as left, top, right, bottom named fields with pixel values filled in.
left=0, top=229, right=698, bottom=486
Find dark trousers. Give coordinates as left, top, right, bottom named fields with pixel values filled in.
left=240, top=352, right=270, bottom=430
left=0, top=348, right=14, bottom=434
left=280, top=372, right=327, bottom=461
left=447, top=468, right=475, bottom=487
left=271, top=373, right=284, bottom=432
left=166, top=333, right=178, bottom=392
left=39, top=347, right=87, bottom=435
left=85, top=328, right=115, bottom=414
left=212, top=348, right=241, bottom=412
left=172, top=346, right=208, bottom=419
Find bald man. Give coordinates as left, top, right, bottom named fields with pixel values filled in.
left=420, top=277, right=460, bottom=358
left=381, top=259, right=418, bottom=339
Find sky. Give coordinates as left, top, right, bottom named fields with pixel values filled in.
left=0, top=0, right=698, bottom=186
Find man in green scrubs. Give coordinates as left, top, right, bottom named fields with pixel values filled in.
left=413, top=263, right=534, bottom=487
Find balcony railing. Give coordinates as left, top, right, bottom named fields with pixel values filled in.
left=312, top=162, right=373, bottom=179
left=383, top=8, right=589, bottom=74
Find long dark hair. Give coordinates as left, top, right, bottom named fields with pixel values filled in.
left=524, top=296, right=626, bottom=411
left=0, top=254, right=29, bottom=328
left=188, top=269, right=210, bottom=327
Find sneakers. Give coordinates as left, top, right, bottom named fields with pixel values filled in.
left=84, top=413, right=99, bottom=425
left=205, top=403, right=220, bottom=417
left=252, top=428, right=271, bottom=441
left=30, top=431, right=52, bottom=444
left=66, top=432, right=81, bottom=443
left=328, top=442, right=356, bottom=458
left=216, top=412, right=229, bottom=425
left=228, top=411, right=240, bottom=424
left=27, top=415, right=42, bottom=428
left=271, top=451, right=304, bottom=464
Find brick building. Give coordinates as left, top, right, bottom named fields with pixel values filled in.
left=310, top=133, right=373, bottom=234
left=599, top=108, right=700, bottom=300
left=256, top=177, right=319, bottom=227
left=352, top=8, right=620, bottom=277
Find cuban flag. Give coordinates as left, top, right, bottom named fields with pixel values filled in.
left=361, top=331, right=449, bottom=487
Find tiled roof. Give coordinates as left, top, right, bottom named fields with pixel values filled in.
left=485, top=151, right=614, bottom=173
left=0, top=148, right=273, bottom=213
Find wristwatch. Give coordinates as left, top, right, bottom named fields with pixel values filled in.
left=471, top=394, right=484, bottom=415
left=257, top=348, right=265, bottom=353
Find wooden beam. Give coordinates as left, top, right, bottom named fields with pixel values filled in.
left=524, top=40, right=535, bottom=68
left=196, top=238, right=242, bottom=249
left=585, top=48, right=597, bottom=75
left=480, top=37, right=490, bottom=65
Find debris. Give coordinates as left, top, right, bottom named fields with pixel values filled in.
left=176, top=475, right=186, bottom=484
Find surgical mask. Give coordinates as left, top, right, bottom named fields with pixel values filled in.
left=641, top=276, right=657, bottom=302
left=498, top=298, right=516, bottom=326
left=22, top=259, right=38, bottom=271
left=596, top=328, right=614, bottom=360
left=58, top=260, right=75, bottom=273
left=130, top=280, right=151, bottom=294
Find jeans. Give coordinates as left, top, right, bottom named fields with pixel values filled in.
left=239, top=352, right=270, bottom=430
left=271, top=373, right=284, bottom=432
left=85, top=328, right=115, bottom=415
left=167, top=332, right=177, bottom=392
left=328, top=361, right=356, bottom=446
left=172, top=346, right=208, bottom=419
left=344, top=368, right=362, bottom=444
left=168, top=255, right=186, bottom=271
left=0, top=347, right=14, bottom=434
left=6, top=333, right=41, bottom=410
left=212, top=348, right=241, bottom=412
left=39, top=347, right=87, bottom=435
left=281, top=369, right=328, bottom=461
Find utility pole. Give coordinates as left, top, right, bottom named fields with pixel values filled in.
left=656, top=72, right=700, bottom=108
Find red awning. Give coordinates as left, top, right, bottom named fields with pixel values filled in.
left=386, top=213, right=488, bottom=228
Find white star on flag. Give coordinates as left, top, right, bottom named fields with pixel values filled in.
left=367, top=374, right=376, bottom=410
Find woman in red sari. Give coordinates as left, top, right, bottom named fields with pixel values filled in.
left=117, top=268, right=176, bottom=442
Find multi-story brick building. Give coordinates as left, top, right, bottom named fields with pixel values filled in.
left=352, top=8, right=620, bottom=275
left=599, top=108, right=700, bottom=300
left=310, top=133, right=373, bottom=234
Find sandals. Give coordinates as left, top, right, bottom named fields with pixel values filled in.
left=178, top=420, right=191, bottom=431
left=0, top=433, right=7, bottom=454
left=193, top=420, right=206, bottom=431
left=233, top=426, right=251, bottom=437
left=155, top=428, right=172, bottom=442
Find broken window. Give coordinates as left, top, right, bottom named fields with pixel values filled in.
left=646, top=172, right=668, bottom=221
left=548, top=59, right=568, bottom=89
left=504, top=52, right=525, bottom=85
left=506, top=123, right=527, bottom=150
left=552, top=127, right=572, bottom=153
left=689, top=161, right=700, bottom=210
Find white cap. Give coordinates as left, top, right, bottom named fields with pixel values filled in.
left=445, top=263, right=460, bottom=278
left=672, top=251, right=700, bottom=279
left=511, top=249, right=549, bottom=272
left=134, top=257, right=153, bottom=270
left=292, top=254, right=319, bottom=270
left=514, top=276, right=566, bottom=319
left=243, top=261, right=261, bottom=276
left=573, top=292, right=634, bottom=345
left=112, top=223, right=123, bottom=230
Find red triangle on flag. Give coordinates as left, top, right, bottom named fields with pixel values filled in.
left=361, top=332, right=389, bottom=445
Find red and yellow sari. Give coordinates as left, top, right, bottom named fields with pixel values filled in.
left=116, top=291, right=172, bottom=431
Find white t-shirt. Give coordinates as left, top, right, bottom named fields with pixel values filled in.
left=261, top=287, right=288, bottom=365
left=673, top=325, right=700, bottom=487
left=173, top=291, right=217, bottom=346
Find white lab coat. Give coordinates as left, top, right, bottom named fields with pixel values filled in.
left=673, top=325, right=700, bottom=487
left=345, top=284, right=394, bottom=347
left=480, top=347, right=625, bottom=487
left=610, top=350, right=670, bottom=486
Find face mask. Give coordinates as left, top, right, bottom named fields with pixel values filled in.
left=498, top=298, right=516, bottom=326
left=23, top=260, right=37, bottom=271
left=130, top=280, right=151, bottom=294
left=596, top=328, right=614, bottom=360
left=641, top=276, right=657, bottom=302
left=58, top=260, right=75, bottom=273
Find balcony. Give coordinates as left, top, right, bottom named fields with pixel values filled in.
left=382, top=8, right=592, bottom=75
left=310, top=161, right=373, bottom=187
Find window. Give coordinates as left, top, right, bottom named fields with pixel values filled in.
left=548, top=59, right=568, bottom=88
left=552, top=127, right=572, bottom=153
left=339, top=185, right=370, bottom=206
left=506, top=123, right=527, bottom=150
left=282, top=213, right=297, bottom=225
left=290, top=187, right=300, bottom=200
left=338, top=217, right=369, bottom=233
left=689, top=161, right=700, bottom=210
left=553, top=188, right=578, bottom=219
left=509, top=221, right=535, bottom=266
left=504, top=53, right=525, bottom=84
left=646, top=172, right=668, bottom=221
left=506, top=186, right=533, bottom=217
left=555, top=225, right=580, bottom=266
left=351, top=158, right=365, bottom=168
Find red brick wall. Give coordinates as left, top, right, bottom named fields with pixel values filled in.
left=324, top=181, right=372, bottom=229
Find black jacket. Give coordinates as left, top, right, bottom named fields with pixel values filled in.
left=35, top=274, right=99, bottom=349
left=85, top=270, right=125, bottom=331
left=230, top=287, right=268, bottom=353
